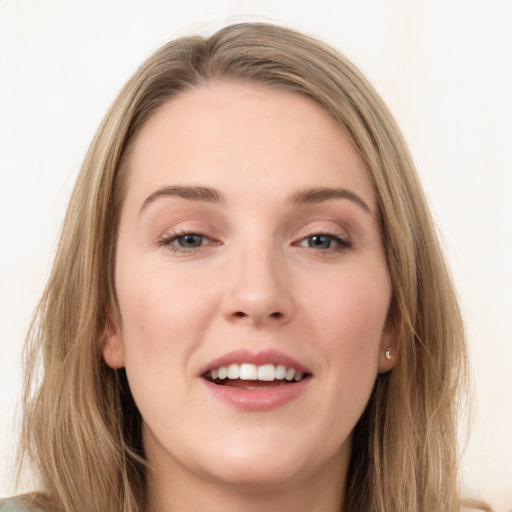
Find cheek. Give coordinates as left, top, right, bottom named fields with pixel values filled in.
left=300, top=266, right=390, bottom=394
left=114, top=262, right=216, bottom=374
left=114, top=258, right=237, bottom=415
left=114, top=264, right=219, bottom=423
left=302, top=266, right=390, bottom=347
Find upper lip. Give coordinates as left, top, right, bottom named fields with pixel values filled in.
left=199, top=348, right=312, bottom=376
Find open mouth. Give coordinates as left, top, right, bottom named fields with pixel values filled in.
left=204, top=363, right=311, bottom=388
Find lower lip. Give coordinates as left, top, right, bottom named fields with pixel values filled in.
left=201, top=377, right=311, bottom=412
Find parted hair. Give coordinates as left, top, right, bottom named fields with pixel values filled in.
left=17, top=22, right=490, bottom=512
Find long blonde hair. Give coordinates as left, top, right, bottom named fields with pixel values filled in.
left=17, top=22, right=489, bottom=512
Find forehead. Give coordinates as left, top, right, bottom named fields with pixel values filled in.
left=125, top=81, right=375, bottom=210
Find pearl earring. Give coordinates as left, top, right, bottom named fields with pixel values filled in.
left=385, top=348, right=392, bottom=360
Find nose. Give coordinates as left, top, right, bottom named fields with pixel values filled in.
left=221, top=244, right=294, bottom=327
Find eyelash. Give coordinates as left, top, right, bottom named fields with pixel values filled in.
left=157, top=231, right=215, bottom=253
left=157, top=229, right=351, bottom=254
left=296, top=233, right=351, bottom=252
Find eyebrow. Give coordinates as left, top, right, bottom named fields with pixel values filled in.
left=289, top=187, right=371, bottom=214
left=139, top=184, right=371, bottom=215
left=140, top=185, right=223, bottom=214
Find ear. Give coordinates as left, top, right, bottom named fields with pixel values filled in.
left=377, top=315, right=399, bottom=374
left=101, top=314, right=125, bottom=369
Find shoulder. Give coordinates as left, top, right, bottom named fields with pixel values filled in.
left=461, top=500, right=493, bottom=512
left=0, top=498, right=33, bottom=512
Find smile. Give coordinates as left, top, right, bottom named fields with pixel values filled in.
left=200, top=350, right=312, bottom=411
left=206, top=363, right=306, bottom=383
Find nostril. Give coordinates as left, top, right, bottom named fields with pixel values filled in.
left=232, top=311, right=283, bottom=320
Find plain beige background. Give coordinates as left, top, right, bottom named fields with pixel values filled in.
left=1, top=1, right=511, bottom=510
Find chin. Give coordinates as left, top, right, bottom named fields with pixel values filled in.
left=202, top=455, right=310, bottom=491
left=197, top=435, right=341, bottom=492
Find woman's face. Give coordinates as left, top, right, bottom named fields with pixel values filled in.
left=104, top=82, right=394, bottom=494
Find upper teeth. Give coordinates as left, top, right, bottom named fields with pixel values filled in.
left=210, top=363, right=305, bottom=382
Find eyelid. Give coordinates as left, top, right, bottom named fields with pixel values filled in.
left=295, top=233, right=351, bottom=250
left=156, top=227, right=220, bottom=253
left=291, top=220, right=353, bottom=251
left=154, top=220, right=352, bottom=253
left=294, top=221, right=350, bottom=240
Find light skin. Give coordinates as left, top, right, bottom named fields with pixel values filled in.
left=103, top=82, right=396, bottom=512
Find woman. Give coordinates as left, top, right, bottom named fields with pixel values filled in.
left=1, top=23, right=490, bottom=512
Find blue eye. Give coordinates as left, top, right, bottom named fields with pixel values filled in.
left=158, top=232, right=212, bottom=252
left=299, top=234, right=350, bottom=250
left=174, top=234, right=206, bottom=248
left=307, top=235, right=334, bottom=249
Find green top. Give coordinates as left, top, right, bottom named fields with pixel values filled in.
left=0, top=499, right=32, bottom=512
